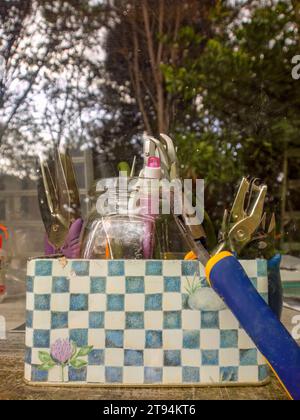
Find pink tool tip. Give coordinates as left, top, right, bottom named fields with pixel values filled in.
left=147, top=156, right=161, bottom=168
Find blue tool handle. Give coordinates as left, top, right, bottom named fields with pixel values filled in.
left=206, top=252, right=300, bottom=400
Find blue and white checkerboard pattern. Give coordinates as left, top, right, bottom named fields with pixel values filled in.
left=25, top=259, right=270, bottom=385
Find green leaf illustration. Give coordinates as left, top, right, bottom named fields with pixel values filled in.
left=38, top=360, right=56, bottom=371
left=70, top=358, right=88, bottom=369
left=77, top=346, right=93, bottom=357
left=38, top=351, right=52, bottom=364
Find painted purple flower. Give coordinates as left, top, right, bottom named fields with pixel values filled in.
left=50, top=338, right=73, bottom=364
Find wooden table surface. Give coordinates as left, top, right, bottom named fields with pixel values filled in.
left=0, top=296, right=296, bottom=400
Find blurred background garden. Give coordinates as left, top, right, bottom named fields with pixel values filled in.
left=0, top=0, right=300, bottom=292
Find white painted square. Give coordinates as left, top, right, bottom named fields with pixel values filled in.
left=33, top=311, right=51, bottom=330
left=240, top=260, right=257, bottom=278
left=24, top=363, right=31, bottom=381
left=144, top=277, right=164, bottom=294
left=144, top=349, right=163, bottom=367
left=200, top=330, right=220, bottom=350
left=105, top=348, right=124, bottom=366
left=125, top=261, right=145, bottom=276
left=238, top=329, right=255, bottom=349
left=69, top=276, right=90, bottom=294
left=219, top=310, right=239, bottom=330
left=89, top=294, right=106, bottom=311
left=50, top=329, right=69, bottom=344
left=200, top=367, right=220, bottom=384
left=87, top=366, right=105, bottom=383
left=106, top=277, right=126, bottom=294
left=26, top=293, right=34, bottom=311
left=34, top=277, right=52, bottom=294
left=163, top=330, right=182, bottom=350
left=163, top=261, right=181, bottom=276
left=51, top=260, right=69, bottom=277
left=50, top=294, right=70, bottom=312
left=163, top=367, right=182, bottom=384
left=257, top=352, right=267, bottom=365
left=69, top=311, right=89, bottom=329
left=125, top=294, right=145, bottom=312
left=25, top=328, right=33, bottom=347
left=89, top=261, right=108, bottom=277
left=181, top=349, right=201, bottom=367
left=88, top=329, right=105, bottom=347
left=238, top=366, right=259, bottom=383
left=47, top=365, right=62, bottom=383
left=124, top=330, right=145, bottom=349
left=105, top=312, right=125, bottom=330
left=144, top=311, right=163, bottom=330
left=163, top=293, right=182, bottom=311
left=219, top=349, right=239, bottom=367
left=257, top=277, right=268, bottom=294
left=27, top=261, right=35, bottom=276
left=31, top=348, right=42, bottom=365
left=123, top=367, right=144, bottom=384
left=182, top=310, right=201, bottom=330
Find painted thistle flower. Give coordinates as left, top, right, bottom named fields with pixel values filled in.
left=50, top=338, right=73, bottom=364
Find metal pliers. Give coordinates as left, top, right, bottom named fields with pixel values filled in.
left=214, top=178, right=268, bottom=255
left=38, top=147, right=82, bottom=253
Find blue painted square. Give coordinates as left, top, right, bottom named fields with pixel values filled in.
left=164, top=350, right=181, bottom=366
left=90, top=277, right=106, bottom=294
left=35, top=260, right=52, bottom=276
left=144, top=367, right=163, bottom=384
left=145, top=331, right=163, bottom=348
left=70, top=329, right=88, bottom=347
left=25, top=347, right=32, bottom=364
left=250, top=278, right=257, bottom=289
left=68, top=367, right=87, bottom=382
left=107, top=294, right=124, bottom=311
left=240, top=349, right=257, bottom=366
left=26, top=276, right=33, bottom=292
left=163, top=311, right=182, bottom=329
left=201, top=311, right=219, bottom=329
left=70, top=294, right=88, bottom=311
left=34, top=294, right=51, bottom=311
left=202, top=350, right=219, bottom=366
left=182, top=261, right=199, bottom=276
left=53, top=277, right=69, bottom=293
left=124, top=350, right=144, bottom=366
left=108, top=261, right=125, bottom=276
left=259, top=365, right=269, bottom=381
left=105, top=367, right=123, bottom=383
left=105, top=330, right=124, bottom=348
left=88, top=349, right=104, bottom=366
left=126, top=277, right=144, bottom=293
left=183, top=367, right=200, bottom=383
left=71, top=261, right=90, bottom=276
left=182, top=294, right=190, bottom=310
left=51, top=312, right=68, bottom=329
left=220, top=330, right=238, bottom=349
left=261, top=293, right=268, bottom=304
left=146, top=261, right=162, bottom=276
left=33, top=330, right=50, bottom=348
left=145, top=294, right=162, bottom=311
left=164, top=277, right=181, bottom=292
left=32, top=366, right=48, bottom=382
left=183, top=330, right=200, bottom=349
left=26, top=311, right=33, bottom=328
left=220, top=366, right=238, bottom=382
left=257, top=259, right=267, bottom=277
left=89, top=312, right=104, bottom=329
left=126, top=312, right=144, bottom=329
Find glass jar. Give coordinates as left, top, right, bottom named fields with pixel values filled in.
left=80, top=177, right=190, bottom=260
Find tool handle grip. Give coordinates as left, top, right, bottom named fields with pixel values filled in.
left=206, top=252, right=300, bottom=400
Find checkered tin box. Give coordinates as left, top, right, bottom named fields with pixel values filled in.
left=25, top=259, right=270, bottom=386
